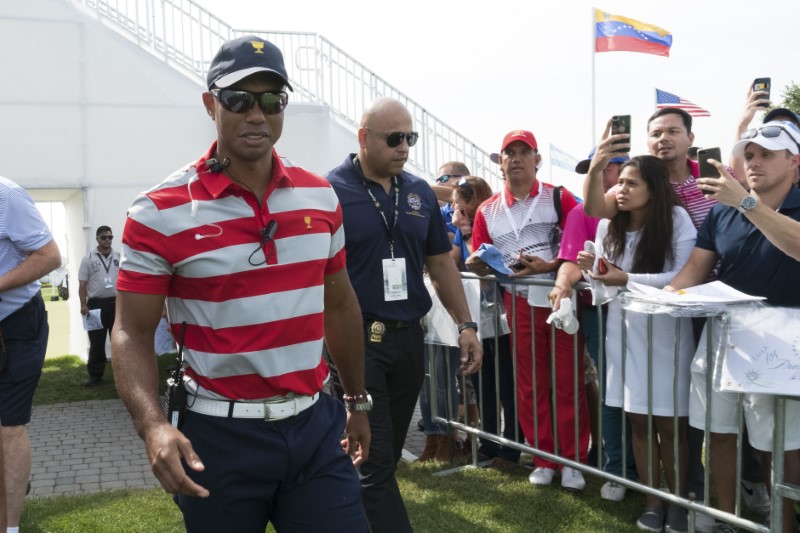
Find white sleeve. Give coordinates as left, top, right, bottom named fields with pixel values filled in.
left=627, top=208, right=697, bottom=288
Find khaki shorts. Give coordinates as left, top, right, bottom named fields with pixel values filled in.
left=688, top=321, right=800, bottom=452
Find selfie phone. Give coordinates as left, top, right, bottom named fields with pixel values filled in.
left=611, top=115, right=631, bottom=153
left=510, top=261, right=524, bottom=272
left=697, top=147, right=722, bottom=178
left=753, top=77, right=771, bottom=108
left=597, top=258, right=609, bottom=275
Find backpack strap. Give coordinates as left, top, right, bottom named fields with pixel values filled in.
left=553, top=186, right=563, bottom=225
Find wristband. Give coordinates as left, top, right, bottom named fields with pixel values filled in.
left=458, top=321, right=478, bottom=334
left=342, top=391, right=369, bottom=403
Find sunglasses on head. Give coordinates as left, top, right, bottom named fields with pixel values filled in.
left=741, top=123, right=800, bottom=151
left=367, top=128, right=419, bottom=148
left=435, top=174, right=463, bottom=184
left=210, top=88, right=288, bottom=115
left=99, top=235, right=113, bottom=241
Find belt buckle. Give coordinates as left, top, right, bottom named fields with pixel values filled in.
left=263, top=401, right=272, bottom=421
left=369, top=321, right=385, bottom=343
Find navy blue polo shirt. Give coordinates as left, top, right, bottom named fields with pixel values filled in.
left=327, top=155, right=452, bottom=321
left=696, top=186, right=800, bottom=306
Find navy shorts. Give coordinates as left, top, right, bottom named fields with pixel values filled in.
left=0, top=293, right=49, bottom=426
left=177, top=393, right=368, bottom=533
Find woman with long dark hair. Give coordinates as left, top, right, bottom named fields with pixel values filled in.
left=579, top=155, right=697, bottom=532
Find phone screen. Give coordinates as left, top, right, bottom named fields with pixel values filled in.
left=611, top=115, right=631, bottom=153
left=698, top=147, right=722, bottom=178
left=753, top=77, right=771, bottom=108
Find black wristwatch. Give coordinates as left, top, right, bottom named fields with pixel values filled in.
left=458, top=321, right=479, bottom=334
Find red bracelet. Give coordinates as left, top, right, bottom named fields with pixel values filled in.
left=343, top=391, right=369, bottom=402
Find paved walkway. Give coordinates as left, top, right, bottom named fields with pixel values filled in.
left=27, top=398, right=428, bottom=497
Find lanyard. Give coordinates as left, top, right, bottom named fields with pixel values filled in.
left=501, top=188, right=541, bottom=243
left=96, top=251, right=114, bottom=274
left=355, top=157, right=400, bottom=259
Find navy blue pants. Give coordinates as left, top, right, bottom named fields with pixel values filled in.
left=0, top=293, right=48, bottom=426
left=177, top=393, right=367, bottom=533
left=86, top=296, right=115, bottom=378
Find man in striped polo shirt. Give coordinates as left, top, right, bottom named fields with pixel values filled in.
left=112, top=36, right=370, bottom=532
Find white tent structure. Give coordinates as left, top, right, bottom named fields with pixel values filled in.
left=0, top=0, right=499, bottom=358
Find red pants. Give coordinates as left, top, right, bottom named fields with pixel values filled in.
left=505, top=292, right=590, bottom=469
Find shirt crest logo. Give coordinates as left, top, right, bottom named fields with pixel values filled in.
left=304, top=216, right=312, bottom=229
left=406, top=193, right=422, bottom=212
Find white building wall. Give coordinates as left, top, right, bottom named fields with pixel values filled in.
left=1, top=0, right=358, bottom=358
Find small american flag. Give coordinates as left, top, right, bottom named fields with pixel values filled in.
left=655, top=89, right=710, bottom=117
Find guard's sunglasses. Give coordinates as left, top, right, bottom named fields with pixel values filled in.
left=741, top=123, right=800, bottom=152
left=436, top=174, right=463, bottom=184
left=367, top=129, right=419, bottom=148
left=210, top=88, right=288, bottom=115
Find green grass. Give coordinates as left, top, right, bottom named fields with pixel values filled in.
left=33, top=354, right=177, bottom=405
left=20, top=463, right=645, bottom=533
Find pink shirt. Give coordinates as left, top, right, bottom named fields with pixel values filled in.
left=557, top=204, right=600, bottom=263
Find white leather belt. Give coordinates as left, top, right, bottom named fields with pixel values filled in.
left=187, top=393, right=320, bottom=421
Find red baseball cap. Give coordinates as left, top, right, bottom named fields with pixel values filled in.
left=499, top=130, right=538, bottom=153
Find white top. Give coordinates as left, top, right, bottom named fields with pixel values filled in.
left=598, top=206, right=697, bottom=416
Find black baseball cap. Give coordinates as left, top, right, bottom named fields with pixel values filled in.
left=763, top=107, right=800, bottom=127
left=206, top=35, right=293, bottom=91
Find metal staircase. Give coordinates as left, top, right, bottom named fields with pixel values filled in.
left=69, top=0, right=502, bottom=188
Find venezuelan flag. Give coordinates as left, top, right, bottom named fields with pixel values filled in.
left=594, top=9, right=672, bottom=57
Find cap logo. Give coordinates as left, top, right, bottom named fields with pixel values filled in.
left=250, top=41, right=265, bottom=54
left=512, top=130, right=525, bottom=137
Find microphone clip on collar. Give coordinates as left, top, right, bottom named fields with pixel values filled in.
left=206, top=157, right=231, bottom=173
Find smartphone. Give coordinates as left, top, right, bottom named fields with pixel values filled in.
left=697, top=147, right=722, bottom=178
left=753, top=77, right=771, bottom=108
left=597, top=258, right=608, bottom=275
left=611, top=115, right=631, bottom=153
left=510, top=261, right=524, bottom=272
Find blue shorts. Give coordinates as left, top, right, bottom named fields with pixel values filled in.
left=177, top=393, right=368, bottom=533
left=0, top=293, right=49, bottom=426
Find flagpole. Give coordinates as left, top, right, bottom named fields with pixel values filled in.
left=591, top=7, right=596, bottom=147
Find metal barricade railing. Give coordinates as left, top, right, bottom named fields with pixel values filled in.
left=424, top=273, right=797, bottom=533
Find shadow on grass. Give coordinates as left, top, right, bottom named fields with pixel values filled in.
left=400, top=461, right=645, bottom=532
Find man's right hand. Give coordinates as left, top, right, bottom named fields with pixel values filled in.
left=143, top=421, right=209, bottom=497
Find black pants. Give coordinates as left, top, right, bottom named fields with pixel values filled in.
left=327, top=319, right=424, bottom=533
left=87, top=296, right=115, bottom=378
left=472, top=334, right=523, bottom=461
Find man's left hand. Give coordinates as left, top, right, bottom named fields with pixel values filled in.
left=341, top=411, right=371, bottom=467
left=458, top=329, right=483, bottom=375
left=510, top=254, right=557, bottom=277
left=696, top=160, right=748, bottom=207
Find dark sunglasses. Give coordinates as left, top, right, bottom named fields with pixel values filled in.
left=210, top=88, right=288, bottom=115
left=741, top=124, right=800, bottom=151
left=435, top=174, right=463, bottom=184
left=367, top=128, right=419, bottom=148
left=99, top=235, right=113, bottom=240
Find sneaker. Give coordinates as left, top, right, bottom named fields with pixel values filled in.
left=528, top=467, right=555, bottom=486
left=740, top=479, right=770, bottom=515
left=665, top=504, right=687, bottom=533
left=636, top=507, right=664, bottom=532
left=560, top=466, right=586, bottom=491
left=693, top=509, right=716, bottom=533
left=600, top=480, right=627, bottom=502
